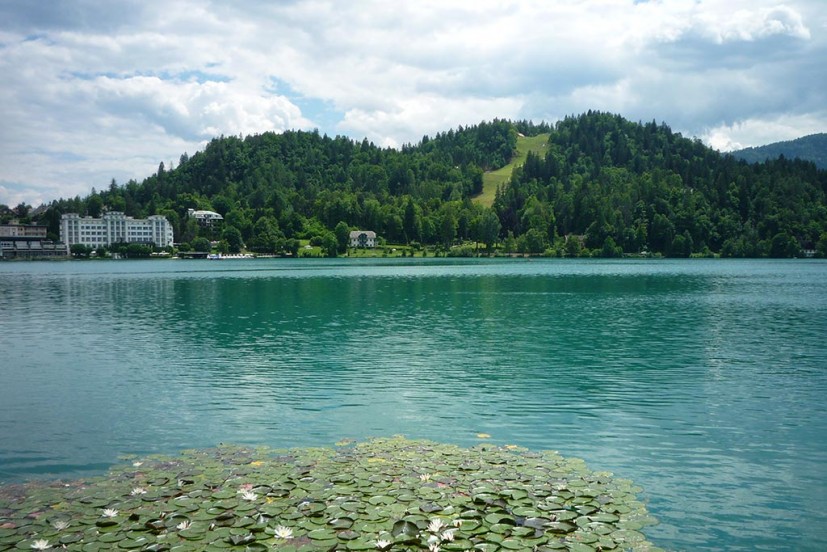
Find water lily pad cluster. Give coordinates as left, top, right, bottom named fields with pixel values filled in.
left=0, top=437, right=662, bottom=551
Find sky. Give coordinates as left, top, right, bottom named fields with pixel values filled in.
left=1, top=0, right=825, bottom=208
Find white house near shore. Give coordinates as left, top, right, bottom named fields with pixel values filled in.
left=187, top=209, right=223, bottom=227
left=349, top=230, right=377, bottom=248
left=60, top=212, right=174, bottom=249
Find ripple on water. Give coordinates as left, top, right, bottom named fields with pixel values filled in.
left=1, top=259, right=826, bottom=551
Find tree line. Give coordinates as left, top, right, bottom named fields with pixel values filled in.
left=8, top=112, right=827, bottom=258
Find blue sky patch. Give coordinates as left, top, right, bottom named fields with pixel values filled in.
left=268, top=77, right=344, bottom=133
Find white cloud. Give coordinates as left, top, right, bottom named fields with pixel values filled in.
left=0, top=0, right=825, bottom=206
left=340, top=95, right=525, bottom=148
left=724, top=5, right=810, bottom=42
left=702, top=113, right=827, bottom=151
left=86, top=75, right=309, bottom=139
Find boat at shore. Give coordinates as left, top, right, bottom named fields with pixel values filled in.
left=208, top=253, right=254, bottom=260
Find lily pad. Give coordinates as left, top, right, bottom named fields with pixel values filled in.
left=307, top=528, right=336, bottom=540
left=545, top=522, right=576, bottom=534
left=490, top=522, right=515, bottom=534
left=328, top=517, right=355, bottom=529
left=98, top=532, right=126, bottom=544
left=227, top=533, right=256, bottom=546
left=420, top=501, right=443, bottom=513
left=391, top=519, right=419, bottom=541
left=484, top=513, right=516, bottom=526
left=500, top=489, right=529, bottom=501
left=0, top=437, right=659, bottom=552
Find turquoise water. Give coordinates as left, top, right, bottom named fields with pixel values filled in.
left=1, top=258, right=825, bottom=551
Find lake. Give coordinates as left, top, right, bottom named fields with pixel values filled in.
left=0, top=258, right=825, bottom=551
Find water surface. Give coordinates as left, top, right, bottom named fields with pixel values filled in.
left=1, top=258, right=826, bottom=551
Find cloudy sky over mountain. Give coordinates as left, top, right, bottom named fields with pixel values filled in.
left=1, top=0, right=825, bottom=207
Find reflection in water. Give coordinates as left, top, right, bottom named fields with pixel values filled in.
left=1, top=259, right=826, bottom=551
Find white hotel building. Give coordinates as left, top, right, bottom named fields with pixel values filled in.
left=60, top=212, right=174, bottom=249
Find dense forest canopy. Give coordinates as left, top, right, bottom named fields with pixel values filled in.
left=5, top=112, right=827, bottom=258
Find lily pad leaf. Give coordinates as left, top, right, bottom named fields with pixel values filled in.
left=391, top=519, right=419, bottom=541
left=227, top=533, right=256, bottom=546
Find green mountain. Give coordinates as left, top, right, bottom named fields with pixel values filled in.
left=18, top=112, right=827, bottom=258
left=733, top=133, right=827, bottom=170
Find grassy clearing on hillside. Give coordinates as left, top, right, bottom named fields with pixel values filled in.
left=474, top=133, right=550, bottom=208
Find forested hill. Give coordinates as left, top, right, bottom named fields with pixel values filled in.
left=495, top=113, right=827, bottom=257
left=20, top=112, right=827, bottom=257
left=732, top=133, right=827, bottom=170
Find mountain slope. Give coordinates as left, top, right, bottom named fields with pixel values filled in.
left=474, top=133, right=550, bottom=208
left=732, top=133, right=827, bottom=169
left=494, top=112, right=827, bottom=257
left=29, top=113, right=827, bottom=258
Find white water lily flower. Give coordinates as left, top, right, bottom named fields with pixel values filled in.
left=132, top=461, right=143, bottom=467
left=419, top=473, right=432, bottom=482
left=452, top=519, right=463, bottom=528
left=101, top=508, right=118, bottom=518
left=30, top=540, right=51, bottom=550
left=176, top=520, right=191, bottom=531
left=130, top=487, right=147, bottom=495
left=427, top=518, right=445, bottom=533
left=52, top=520, right=70, bottom=531
left=428, top=544, right=441, bottom=552
left=273, top=525, right=293, bottom=539
left=441, top=529, right=456, bottom=542
left=240, top=490, right=258, bottom=501
left=375, top=539, right=392, bottom=549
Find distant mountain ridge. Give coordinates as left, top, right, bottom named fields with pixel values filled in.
left=732, top=133, right=827, bottom=169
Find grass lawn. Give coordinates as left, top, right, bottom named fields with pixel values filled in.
left=347, top=245, right=415, bottom=258
left=473, top=133, right=550, bottom=208
left=294, top=240, right=418, bottom=258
